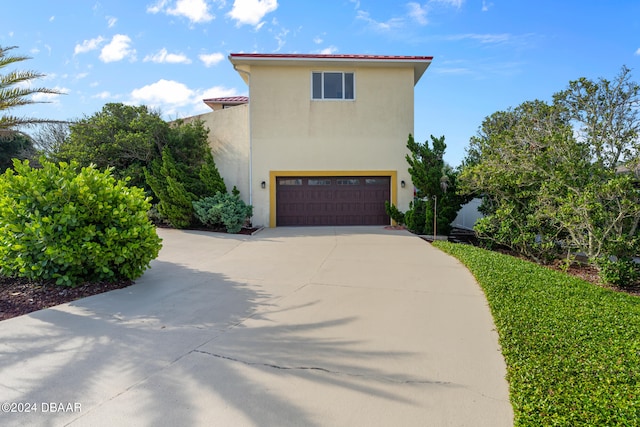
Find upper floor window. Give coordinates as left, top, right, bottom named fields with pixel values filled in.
left=312, top=72, right=354, bottom=100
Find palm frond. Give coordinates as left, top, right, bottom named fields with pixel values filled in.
left=0, top=45, right=65, bottom=130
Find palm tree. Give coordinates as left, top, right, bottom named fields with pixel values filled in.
left=0, top=45, right=63, bottom=130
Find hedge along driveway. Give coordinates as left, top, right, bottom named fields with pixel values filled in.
left=434, top=241, right=640, bottom=426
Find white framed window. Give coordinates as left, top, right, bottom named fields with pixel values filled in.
left=312, top=71, right=355, bottom=100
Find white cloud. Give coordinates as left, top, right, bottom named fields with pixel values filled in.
left=74, top=36, right=106, bottom=55
left=228, top=0, right=278, bottom=27
left=75, top=72, right=89, bottom=80
left=431, top=0, right=463, bottom=7
left=356, top=10, right=404, bottom=31
left=148, top=0, right=214, bottom=23
left=93, top=91, right=114, bottom=99
left=129, top=79, right=239, bottom=116
left=274, top=27, right=289, bottom=51
left=433, top=67, right=472, bottom=75
left=170, top=0, right=214, bottom=22
left=99, top=34, right=136, bottom=63
left=313, top=36, right=323, bottom=44
left=407, top=2, right=428, bottom=25
left=131, top=79, right=194, bottom=107
left=318, top=46, right=338, bottom=55
left=635, top=48, right=640, bottom=56
left=199, top=52, right=224, bottom=67
left=444, top=33, right=511, bottom=44
left=49, top=16, right=55, bottom=22
left=144, top=48, right=192, bottom=64
left=106, top=16, right=118, bottom=28
left=147, top=0, right=168, bottom=14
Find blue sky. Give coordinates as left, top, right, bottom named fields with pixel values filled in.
left=2, top=0, right=640, bottom=166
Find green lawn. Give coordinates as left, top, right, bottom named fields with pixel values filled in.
left=433, top=241, right=640, bottom=426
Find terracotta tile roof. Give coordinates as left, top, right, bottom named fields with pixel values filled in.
left=203, top=96, right=249, bottom=104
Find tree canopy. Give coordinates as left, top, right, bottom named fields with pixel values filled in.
left=54, top=103, right=168, bottom=189
left=52, top=103, right=228, bottom=228
left=459, top=66, right=640, bottom=285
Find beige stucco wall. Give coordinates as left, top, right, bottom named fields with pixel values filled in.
left=247, top=64, right=416, bottom=227
left=183, top=104, right=250, bottom=203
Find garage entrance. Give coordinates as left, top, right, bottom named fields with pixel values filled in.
left=276, top=176, right=391, bottom=226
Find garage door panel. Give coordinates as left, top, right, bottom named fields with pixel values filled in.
left=276, top=176, right=391, bottom=226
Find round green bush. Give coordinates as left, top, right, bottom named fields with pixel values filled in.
left=0, top=159, right=162, bottom=286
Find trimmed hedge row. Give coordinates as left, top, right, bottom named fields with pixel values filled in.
left=433, top=241, right=640, bottom=426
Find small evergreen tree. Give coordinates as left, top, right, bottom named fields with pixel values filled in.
left=145, top=148, right=195, bottom=228
left=199, top=150, right=227, bottom=196
left=405, top=134, right=468, bottom=235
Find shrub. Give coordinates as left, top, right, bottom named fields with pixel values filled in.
left=0, top=159, right=162, bottom=286
left=596, top=257, right=640, bottom=288
left=193, top=192, right=253, bottom=234
left=384, top=201, right=405, bottom=225
left=405, top=198, right=427, bottom=234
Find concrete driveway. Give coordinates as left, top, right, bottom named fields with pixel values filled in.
left=0, top=227, right=512, bottom=426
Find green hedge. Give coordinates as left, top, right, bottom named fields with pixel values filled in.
left=0, top=159, right=162, bottom=286
left=433, top=241, right=640, bottom=426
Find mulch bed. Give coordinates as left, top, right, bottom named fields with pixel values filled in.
left=0, top=225, right=262, bottom=322
left=0, top=276, right=134, bottom=321
left=481, top=245, right=640, bottom=297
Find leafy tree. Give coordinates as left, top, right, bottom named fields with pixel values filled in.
left=0, top=130, right=36, bottom=171
left=460, top=67, right=640, bottom=284
left=0, top=45, right=63, bottom=130
left=459, top=100, right=572, bottom=260
left=405, top=134, right=467, bottom=235
left=54, top=103, right=169, bottom=190
left=55, top=103, right=227, bottom=228
left=553, top=65, right=640, bottom=172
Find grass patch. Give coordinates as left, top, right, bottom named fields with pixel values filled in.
left=433, top=241, right=640, bottom=426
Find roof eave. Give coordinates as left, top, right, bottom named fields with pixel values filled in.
left=228, top=53, right=433, bottom=84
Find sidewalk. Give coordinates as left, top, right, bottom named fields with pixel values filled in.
left=0, top=227, right=513, bottom=426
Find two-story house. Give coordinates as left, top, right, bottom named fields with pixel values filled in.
left=187, top=53, right=433, bottom=228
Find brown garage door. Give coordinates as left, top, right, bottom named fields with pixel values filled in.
left=276, top=176, right=391, bottom=226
